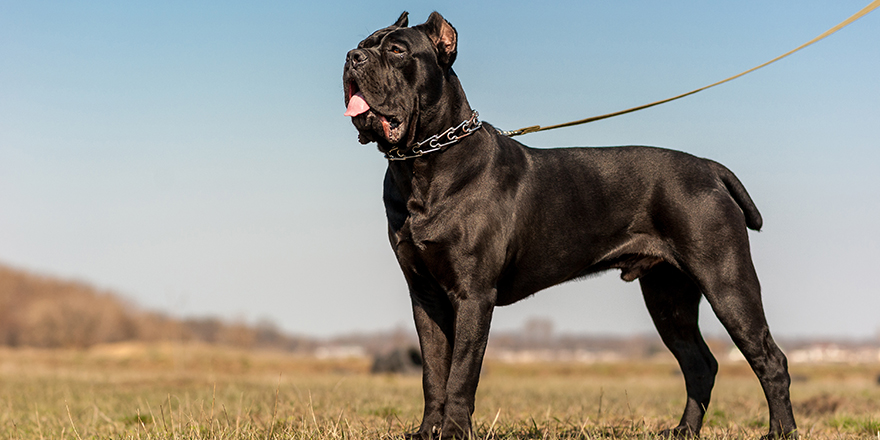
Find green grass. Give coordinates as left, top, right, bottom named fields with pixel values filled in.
left=1, top=343, right=879, bottom=439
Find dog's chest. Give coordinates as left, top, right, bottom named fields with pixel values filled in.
left=391, top=167, right=442, bottom=243
left=388, top=184, right=468, bottom=277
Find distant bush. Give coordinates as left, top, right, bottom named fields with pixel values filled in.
left=0, top=263, right=311, bottom=350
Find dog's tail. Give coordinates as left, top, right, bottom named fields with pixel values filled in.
left=708, top=161, right=763, bottom=231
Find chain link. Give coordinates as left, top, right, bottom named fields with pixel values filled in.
left=386, top=111, right=482, bottom=161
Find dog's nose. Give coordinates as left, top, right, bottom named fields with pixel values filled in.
left=346, top=49, right=368, bottom=69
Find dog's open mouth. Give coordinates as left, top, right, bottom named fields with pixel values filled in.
left=345, top=82, right=406, bottom=145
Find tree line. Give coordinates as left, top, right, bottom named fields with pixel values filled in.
left=0, top=263, right=312, bottom=350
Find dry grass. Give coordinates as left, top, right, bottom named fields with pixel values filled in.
left=1, top=343, right=878, bottom=439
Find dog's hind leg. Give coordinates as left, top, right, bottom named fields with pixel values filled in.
left=639, top=263, right=717, bottom=438
left=700, top=274, right=796, bottom=438
left=683, top=229, right=797, bottom=438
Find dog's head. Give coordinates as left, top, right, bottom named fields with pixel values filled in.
left=343, top=12, right=459, bottom=151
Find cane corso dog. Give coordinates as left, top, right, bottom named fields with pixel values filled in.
left=343, top=12, right=797, bottom=439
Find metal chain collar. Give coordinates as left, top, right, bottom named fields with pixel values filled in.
left=385, top=111, right=482, bottom=161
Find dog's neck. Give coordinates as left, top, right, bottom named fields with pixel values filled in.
left=385, top=119, right=495, bottom=208
left=401, top=69, right=475, bottom=154
left=382, top=69, right=496, bottom=205
left=432, top=71, right=474, bottom=132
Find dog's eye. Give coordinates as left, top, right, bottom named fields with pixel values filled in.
left=389, top=46, right=405, bottom=55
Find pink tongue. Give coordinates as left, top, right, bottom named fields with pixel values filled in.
left=344, top=92, right=370, bottom=117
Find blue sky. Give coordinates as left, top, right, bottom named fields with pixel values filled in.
left=2, top=1, right=878, bottom=339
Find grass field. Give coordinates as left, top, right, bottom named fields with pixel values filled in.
left=1, top=343, right=878, bottom=439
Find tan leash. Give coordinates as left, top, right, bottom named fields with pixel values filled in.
left=501, top=0, right=880, bottom=137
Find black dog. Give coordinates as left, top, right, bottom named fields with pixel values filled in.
left=344, top=12, right=797, bottom=439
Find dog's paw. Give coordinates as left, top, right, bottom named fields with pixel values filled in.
left=759, top=429, right=798, bottom=440
left=404, top=430, right=430, bottom=440
left=656, top=426, right=699, bottom=439
left=404, top=424, right=447, bottom=440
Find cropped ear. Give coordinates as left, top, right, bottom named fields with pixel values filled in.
left=415, top=12, right=457, bottom=67
left=393, top=11, right=409, bottom=28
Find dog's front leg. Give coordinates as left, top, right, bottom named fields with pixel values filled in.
left=440, top=290, right=496, bottom=439
left=409, top=285, right=495, bottom=439
left=409, top=292, right=455, bottom=439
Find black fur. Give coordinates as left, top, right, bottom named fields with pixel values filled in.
left=344, top=12, right=797, bottom=439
